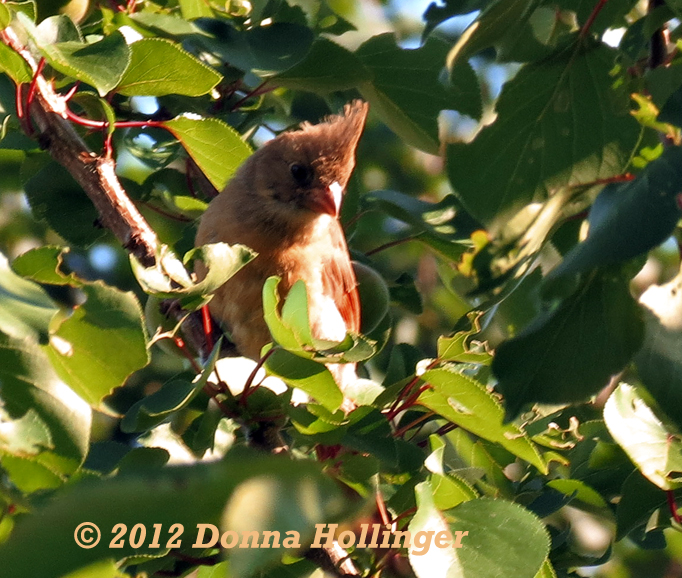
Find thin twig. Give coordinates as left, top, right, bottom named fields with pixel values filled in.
left=579, top=0, right=609, bottom=39
left=392, top=411, right=435, bottom=438
left=241, top=347, right=278, bottom=404
left=365, top=235, right=421, bottom=257
left=668, top=491, right=682, bottom=524
left=201, top=305, right=214, bottom=353
left=1, top=26, right=159, bottom=266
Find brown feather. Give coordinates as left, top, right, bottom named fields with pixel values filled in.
left=322, top=224, right=361, bottom=333
left=195, top=101, right=368, bottom=383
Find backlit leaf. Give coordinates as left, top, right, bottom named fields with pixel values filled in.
left=448, top=41, right=641, bottom=228
left=162, top=115, right=252, bottom=190
left=604, top=383, right=682, bottom=490
left=117, top=38, right=221, bottom=97
left=494, top=271, right=644, bottom=420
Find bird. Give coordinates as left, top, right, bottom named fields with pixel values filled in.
left=195, top=100, right=369, bottom=400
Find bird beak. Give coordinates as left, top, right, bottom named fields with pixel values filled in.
left=306, top=181, right=344, bottom=218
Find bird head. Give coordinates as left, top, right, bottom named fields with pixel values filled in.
left=244, top=100, right=368, bottom=227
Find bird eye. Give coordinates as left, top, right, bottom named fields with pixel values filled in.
left=290, top=163, right=312, bottom=187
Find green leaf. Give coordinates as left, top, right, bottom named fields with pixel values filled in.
left=197, top=21, right=314, bottom=76
left=264, top=348, right=343, bottom=413
left=342, top=407, right=398, bottom=468
left=418, top=367, right=546, bottom=472
left=409, top=483, right=548, bottom=578
left=273, top=37, right=371, bottom=93
left=0, top=407, right=51, bottom=457
left=24, top=159, right=107, bottom=247
left=534, top=559, right=557, bottom=578
left=493, top=271, right=644, bottom=420
left=68, top=92, right=117, bottom=134
left=132, top=243, right=255, bottom=310
left=362, top=191, right=469, bottom=261
left=429, top=469, right=478, bottom=510
left=0, top=42, right=32, bottom=83
left=408, top=481, right=460, bottom=576
left=548, top=147, right=682, bottom=282
left=621, top=7, right=675, bottom=64
left=0, top=449, right=355, bottom=578
left=121, top=342, right=219, bottom=433
left=60, top=559, right=126, bottom=578
left=616, top=470, right=667, bottom=540
left=0, top=149, right=25, bottom=194
left=494, top=6, right=574, bottom=63
left=545, top=479, right=608, bottom=508
left=422, top=0, right=487, bottom=39
left=129, top=12, right=201, bottom=36
left=197, top=562, right=230, bottom=578
left=0, top=252, right=57, bottom=341
left=446, top=0, right=535, bottom=65
left=19, top=14, right=130, bottom=96
left=356, top=34, right=481, bottom=154
left=262, top=277, right=375, bottom=363
left=117, top=447, right=170, bottom=473
left=443, top=496, right=549, bottom=578
left=447, top=41, right=641, bottom=227
left=636, top=270, right=682, bottom=425
left=437, top=313, right=491, bottom=364
left=0, top=4, right=9, bottom=28
left=281, top=280, right=316, bottom=347
left=117, top=38, right=222, bottom=97
left=0, top=454, right=63, bottom=492
left=564, top=0, right=640, bottom=35
left=389, top=273, right=422, bottom=315
left=0, top=332, right=91, bottom=476
left=354, top=262, right=391, bottom=333
left=6, top=0, right=36, bottom=22
left=121, top=380, right=203, bottom=433
left=224, top=469, right=354, bottom=576
left=45, top=283, right=149, bottom=408
left=13, top=246, right=81, bottom=286
left=162, top=115, right=252, bottom=191
left=604, top=383, right=682, bottom=491
left=178, top=0, right=213, bottom=20
left=263, top=276, right=303, bottom=352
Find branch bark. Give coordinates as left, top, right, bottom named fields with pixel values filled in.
left=1, top=23, right=359, bottom=578
left=0, top=26, right=158, bottom=266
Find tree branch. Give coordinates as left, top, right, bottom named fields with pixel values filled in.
left=1, top=26, right=158, bottom=266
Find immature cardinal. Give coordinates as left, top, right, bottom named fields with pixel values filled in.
left=195, top=101, right=369, bottom=398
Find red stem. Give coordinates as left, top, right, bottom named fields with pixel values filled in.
left=365, top=235, right=420, bottom=257
left=386, top=375, right=421, bottom=418
left=579, top=0, right=609, bottom=39
left=63, top=82, right=80, bottom=101
left=392, top=411, right=435, bottom=438
left=142, top=202, right=193, bottom=223
left=172, top=336, right=202, bottom=373
left=15, top=82, right=23, bottom=120
left=240, top=347, right=277, bottom=404
left=667, top=490, right=682, bottom=524
left=201, top=305, right=214, bottom=353
left=64, top=106, right=165, bottom=130
left=376, top=491, right=391, bottom=526
left=230, top=81, right=272, bottom=111
left=575, top=173, right=635, bottom=188
left=27, top=57, right=45, bottom=110
left=392, top=507, right=417, bottom=525
left=185, top=158, right=198, bottom=198
left=386, top=384, right=431, bottom=421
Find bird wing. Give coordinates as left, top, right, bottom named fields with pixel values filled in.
left=323, top=223, right=361, bottom=334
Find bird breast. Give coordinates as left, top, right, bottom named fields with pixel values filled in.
left=199, top=212, right=348, bottom=359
